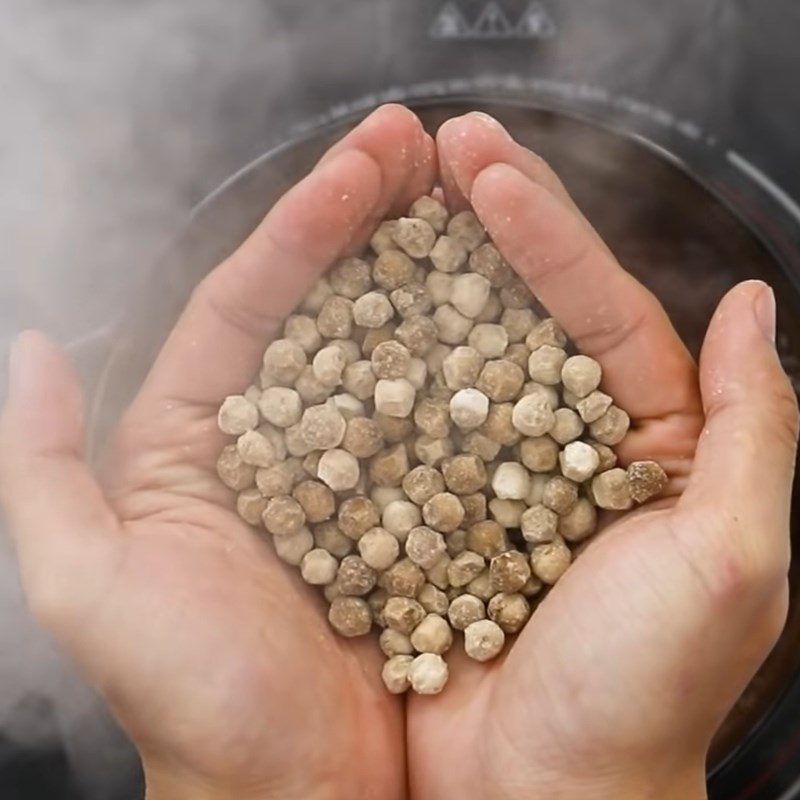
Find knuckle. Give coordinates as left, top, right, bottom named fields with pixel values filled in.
left=767, top=379, right=800, bottom=449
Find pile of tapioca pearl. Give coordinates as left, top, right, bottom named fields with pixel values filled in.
left=216, top=195, right=668, bottom=695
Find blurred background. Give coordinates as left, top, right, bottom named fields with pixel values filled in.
left=1, top=1, right=799, bottom=798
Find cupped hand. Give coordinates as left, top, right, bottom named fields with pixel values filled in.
left=0, top=105, right=437, bottom=800
left=408, top=113, right=799, bottom=800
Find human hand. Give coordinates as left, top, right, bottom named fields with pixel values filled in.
left=0, top=105, right=437, bottom=800
left=407, top=113, right=799, bottom=800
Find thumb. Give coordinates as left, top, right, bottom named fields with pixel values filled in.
left=680, top=281, right=798, bottom=582
left=0, top=331, right=120, bottom=627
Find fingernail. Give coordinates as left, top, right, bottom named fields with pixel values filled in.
left=753, top=282, right=776, bottom=343
left=469, top=111, right=511, bottom=138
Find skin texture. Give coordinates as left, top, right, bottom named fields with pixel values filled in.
left=0, top=107, right=797, bottom=800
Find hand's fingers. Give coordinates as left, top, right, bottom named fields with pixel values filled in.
left=437, top=112, right=607, bottom=251
left=137, top=104, right=435, bottom=409
left=680, top=282, right=798, bottom=574
left=0, top=332, right=120, bottom=625
left=470, top=162, right=700, bottom=422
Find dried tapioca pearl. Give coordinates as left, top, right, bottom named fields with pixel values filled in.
left=418, top=583, right=450, bottom=615
left=576, top=391, right=613, bottom=424
left=371, top=486, right=406, bottom=513
left=371, top=340, right=410, bottom=380
left=383, top=596, right=426, bottom=635
left=337, top=555, right=377, bottom=596
left=474, top=291, right=503, bottom=324
left=448, top=211, right=487, bottom=252
left=257, top=387, right=301, bottom=429
left=499, top=277, right=533, bottom=309
left=318, top=448, right=360, bottom=491
left=434, top=304, right=474, bottom=345
left=489, top=551, right=532, bottom=593
left=562, top=389, right=579, bottom=409
left=328, top=596, right=372, bottom=637
left=390, top=282, right=433, bottom=318
left=330, top=393, right=365, bottom=422
left=406, top=358, right=428, bottom=390
left=295, top=366, right=333, bottom=405
left=410, top=614, right=453, bottom=655
left=312, top=345, right=347, bottom=388
left=301, top=548, right=339, bottom=584
left=512, top=395, right=555, bottom=437
left=374, top=412, right=415, bottom=444
left=424, top=555, right=451, bottom=590
left=413, top=396, right=450, bottom=438
left=422, top=492, right=465, bottom=533
left=446, top=528, right=468, bottom=558
left=528, top=345, right=568, bottom=386
left=445, top=585, right=466, bottom=603
left=530, top=538, right=572, bottom=584
left=526, top=318, right=567, bottom=350
left=341, top=417, right=384, bottom=459
left=373, top=249, right=416, bottom=291
left=218, top=395, right=259, bottom=435
left=378, top=558, right=424, bottom=598
left=627, top=461, right=669, bottom=503
left=292, top=480, right=335, bottom=523
left=254, top=463, right=292, bottom=497
left=396, top=315, right=438, bottom=356
left=352, top=291, right=393, bottom=328
left=299, top=404, right=346, bottom=450
left=380, top=628, right=414, bottom=658
left=589, top=440, right=618, bottom=472
left=519, top=436, right=559, bottom=472
left=460, top=494, right=487, bottom=527
left=262, top=495, right=306, bottom=536
left=410, top=196, right=449, bottom=232
left=521, top=575, right=543, bottom=598
left=272, top=526, right=314, bottom=566
left=461, top=431, right=501, bottom=462
left=488, top=593, right=531, bottom=634
left=237, top=430, right=278, bottom=468
left=502, top=308, right=538, bottom=343
left=442, top=346, right=484, bottom=391
left=362, top=323, right=396, bottom=357
left=447, top=594, right=486, bottom=630
left=559, top=441, right=601, bottom=483
left=370, top=443, right=410, bottom=488
left=284, top=314, right=322, bottom=354
left=503, top=343, right=530, bottom=371
left=374, top=378, right=416, bottom=418
left=317, top=296, right=354, bottom=339
left=466, top=570, right=495, bottom=602
left=426, top=272, right=455, bottom=307
left=466, top=520, right=509, bottom=559
left=488, top=498, right=525, bottom=530
left=408, top=653, right=449, bottom=695
left=393, top=217, right=436, bottom=258
left=382, top=500, right=422, bottom=543
left=403, top=465, right=446, bottom=506
left=479, top=403, right=520, bottom=446
left=441, top=454, right=487, bottom=496
left=542, top=476, right=579, bottom=515
left=262, top=339, right=307, bottom=386
left=469, top=242, right=512, bottom=287
left=368, top=588, right=390, bottom=628
left=521, top=381, right=560, bottom=410
left=301, top=276, right=334, bottom=314
left=429, top=235, right=468, bottom=273
left=451, top=273, right=492, bottom=319
left=592, top=468, right=634, bottom=510
left=406, top=526, right=447, bottom=569
left=337, top=496, right=380, bottom=541
left=236, top=488, right=268, bottom=525
left=520, top=504, right=558, bottom=544
left=447, top=551, right=486, bottom=588
left=468, top=323, right=509, bottom=359
left=323, top=579, right=344, bottom=603
left=312, top=521, right=353, bottom=558
left=414, top=435, right=454, bottom=467
left=371, top=220, right=399, bottom=255
left=217, top=444, right=257, bottom=491
left=492, top=462, right=531, bottom=501
left=558, top=498, right=598, bottom=542
left=329, top=257, right=372, bottom=299
left=589, top=406, right=630, bottom=446
left=302, top=450, right=321, bottom=480
left=561, top=355, right=602, bottom=398
left=244, top=385, right=262, bottom=405
left=430, top=375, right=455, bottom=401
left=464, top=619, right=505, bottom=662
left=450, top=388, right=490, bottom=430
left=550, top=408, right=585, bottom=445
left=382, top=654, right=413, bottom=694
left=354, top=527, right=399, bottom=571
left=477, top=360, right=525, bottom=403
left=526, top=474, right=550, bottom=507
